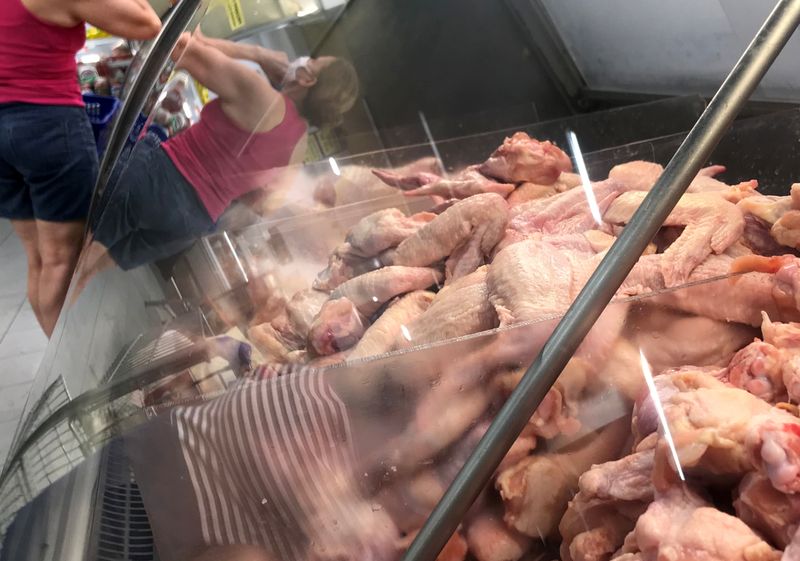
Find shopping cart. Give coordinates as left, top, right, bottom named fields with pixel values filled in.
left=83, top=93, right=120, bottom=155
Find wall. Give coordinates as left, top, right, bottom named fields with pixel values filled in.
left=302, top=0, right=575, bottom=146
left=542, top=0, right=800, bottom=101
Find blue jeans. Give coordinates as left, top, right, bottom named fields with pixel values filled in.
left=0, top=103, right=98, bottom=221
left=91, top=136, right=215, bottom=270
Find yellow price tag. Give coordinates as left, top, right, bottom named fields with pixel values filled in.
left=193, top=79, right=211, bottom=105
left=86, top=25, right=112, bottom=40
left=224, top=0, right=245, bottom=31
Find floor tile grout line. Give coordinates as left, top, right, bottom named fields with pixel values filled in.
left=0, top=226, right=14, bottom=248
left=0, top=297, right=27, bottom=344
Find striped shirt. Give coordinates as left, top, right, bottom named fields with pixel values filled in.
left=129, top=364, right=398, bottom=561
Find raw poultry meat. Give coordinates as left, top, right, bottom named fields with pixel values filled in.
left=559, top=449, right=655, bottom=561
left=604, top=190, right=744, bottom=285
left=743, top=214, right=793, bottom=256
left=398, top=266, right=496, bottom=348
left=313, top=250, right=384, bottom=291
left=348, top=290, right=434, bottom=360
left=609, top=160, right=758, bottom=195
left=307, top=297, right=366, bottom=355
left=731, top=254, right=800, bottom=322
left=374, top=165, right=515, bottom=199
left=465, top=510, right=532, bottom=561
left=314, top=209, right=435, bottom=291
left=231, top=127, right=800, bottom=561
left=637, top=371, right=772, bottom=481
left=478, top=132, right=573, bottom=184
left=506, top=181, right=557, bottom=207
left=634, top=368, right=800, bottom=494
left=248, top=321, right=292, bottom=361
left=627, top=486, right=780, bottom=561
left=505, top=179, right=621, bottom=240
left=496, top=418, right=630, bottom=539
left=738, top=185, right=800, bottom=250
left=488, top=238, right=596, bottom=325
left=277, top=288, right=328, bottom=344
left=735, top=472, right=800, bottom=548
left=330, top=265, right=443, bottom=317
left=313, top=156, right=442, bottom=208
left=628, top=253, right=800, bottom=327
left=389, top=193, right=508, bottom=280
left=627, top=305, right=757, bottom=374
left=724, top=312, right=800, bottom=403
left=495, top=358, right=587, bottom=439
left=341, top=208, right=437, bottom=258
left=746, top=412, right=800, bottom=494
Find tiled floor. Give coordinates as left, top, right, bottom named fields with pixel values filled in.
left=0, top=219, right=48, bottom=466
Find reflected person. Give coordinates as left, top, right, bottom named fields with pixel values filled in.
left=76, top=31, right=359, bottom=290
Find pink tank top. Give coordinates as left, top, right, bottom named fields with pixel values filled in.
left=0, top=0, right=85, bottom=106
left=162, top=97, right=307, bottom=221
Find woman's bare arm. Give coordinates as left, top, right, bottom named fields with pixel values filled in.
left=171, top=33, right=284, bottom=131
left=23, top=0, right=161, bottom=38
left=194, top=31, right=288, bottom=84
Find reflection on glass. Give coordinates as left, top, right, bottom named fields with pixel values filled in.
left=74, top=30, right=359, bottom=297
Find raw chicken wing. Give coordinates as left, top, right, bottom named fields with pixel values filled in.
left=374, top=166, right=515, bottom=199
left=604, top=191, right=744, bottom=285
left=390, top=193, right=509, bottom=280
left=341, top=208, right=437, bottom=258
left=399, top=266, right=497, bottom=348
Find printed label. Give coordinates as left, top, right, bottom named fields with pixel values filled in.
left=224, top=0, right=245, bottom=30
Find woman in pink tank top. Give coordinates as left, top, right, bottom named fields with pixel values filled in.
left=75, top=31, right=359, bottom=293
left=0, top=0, right=160, bottom=336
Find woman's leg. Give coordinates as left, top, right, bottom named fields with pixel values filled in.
left=10, top=219, right=44, bottom=329
left=34, top=220, right=84, bottom=336
left=70, top=238, right=116, bottom=304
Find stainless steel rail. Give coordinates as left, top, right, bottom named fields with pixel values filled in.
left=400, top=1, right=800, bottom=559
left=84, top=0, right=205, bottom=232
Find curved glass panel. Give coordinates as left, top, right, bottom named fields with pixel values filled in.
left=2, top=4, right=799, bottom=561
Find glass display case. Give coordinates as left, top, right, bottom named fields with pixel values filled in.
left=4, top=1, right=800, bottom=561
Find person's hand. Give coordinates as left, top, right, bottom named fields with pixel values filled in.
left=170, top=32, right=191, bottom=64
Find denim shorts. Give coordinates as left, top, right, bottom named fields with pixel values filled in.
left=0, top=103, right=98, bottom=222
left=91, top=136, right=215, bottom=271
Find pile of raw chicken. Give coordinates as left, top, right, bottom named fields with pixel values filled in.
left=246, top=131, right=800, bottom=561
